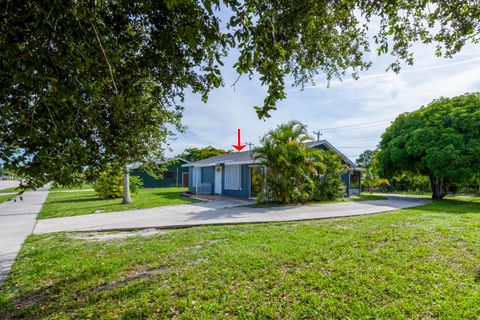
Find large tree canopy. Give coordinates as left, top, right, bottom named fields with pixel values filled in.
left=177, top=146, right=229, bottom=162
left=377, top=93, right=480, bottom=199
left=356, top=149, right=376, bottom=168
left=1, top=0, right=480, bottom=190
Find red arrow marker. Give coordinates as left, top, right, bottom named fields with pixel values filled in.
left=232, top=128, right=246, bottom=151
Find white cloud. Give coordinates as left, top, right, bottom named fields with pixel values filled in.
left=166, top=40, right=480, bottom=162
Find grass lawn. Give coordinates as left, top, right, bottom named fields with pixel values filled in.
left=50, top=183, right=94, bottom=191
left=0, top=194, right=15, bottom=204
left=0, top=186, right=19, bottom=193
left=374, top=191, right=433, bottom=198
left=37, top=187, right=199, bottom=220
left=1, top=198, right=479, bottom=319
left=345, top=194, right=386, bottom=201
left=250, top=194, right=387, bottom=207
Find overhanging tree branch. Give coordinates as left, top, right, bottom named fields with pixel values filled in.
left=90, top=19, right=119, bottom=95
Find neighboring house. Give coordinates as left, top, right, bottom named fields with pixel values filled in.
left=130, top=158, right=190, bottom=188
left=183, top=140, right=361, bottom=199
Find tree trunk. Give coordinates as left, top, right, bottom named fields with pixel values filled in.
left=429, top=175, right=446, bottom=200
left=122, top=164, right=133, bottom=204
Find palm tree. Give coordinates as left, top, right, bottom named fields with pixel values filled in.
left=363, top=166, right=389, bottom=193
left=254, top=121, right=326, bottom=204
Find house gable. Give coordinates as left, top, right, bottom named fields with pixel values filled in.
left=305, top=140, right=356, bottom=168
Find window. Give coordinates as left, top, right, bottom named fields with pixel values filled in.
left=163, top=170, right=175, bottom=179
left=224, top=165, right=241, bottom=190
left=192, top=167, right=201, bottom=190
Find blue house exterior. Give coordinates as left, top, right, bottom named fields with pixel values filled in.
left=183, top=140, right=361, bottom=199
left=184, top=151, right=255, bottom=198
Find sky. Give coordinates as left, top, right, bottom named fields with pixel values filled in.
left=167, top=25, right=480, bottom=162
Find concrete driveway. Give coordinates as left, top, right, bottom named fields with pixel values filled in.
left=34, top=196, right=431, bottom=234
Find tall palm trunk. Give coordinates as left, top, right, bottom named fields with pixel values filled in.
left=122, top=164, right=133, bottom=204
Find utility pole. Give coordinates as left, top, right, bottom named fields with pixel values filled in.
left=313, top=130, right=322, bottom=141
left=246, top=142, right=254, bottom=150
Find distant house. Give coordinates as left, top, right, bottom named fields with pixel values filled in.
left=130, top=158, right=190, bottom=188
left=183, top=140, right=361, bottom=199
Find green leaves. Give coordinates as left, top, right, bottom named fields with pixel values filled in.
left=177, top=146, right=228, bottom=162
left=2, top=0, right=480, bottom=189
left=378, top=93, right=480, bottom=198
left=254, top=120, right=344, bottom=204
left=0, top=0, right=225, bottom=189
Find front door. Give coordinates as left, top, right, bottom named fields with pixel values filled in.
left=214, top=166, right=222, bottom=194
left=182, top=172, right=189, bottom=187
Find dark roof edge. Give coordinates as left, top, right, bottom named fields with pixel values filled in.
left=130, top=157, right=190, bottom=170
left=307, top=140, right=357, bottom=168
left=183, top=140, right=356, bottom=168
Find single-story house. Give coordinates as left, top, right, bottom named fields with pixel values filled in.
left=130, top=158, right=190, bottom=188
left=183, top=140, right=361, bottom=199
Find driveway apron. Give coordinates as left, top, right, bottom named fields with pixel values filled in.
left=33, top=196, right=430, bottom=234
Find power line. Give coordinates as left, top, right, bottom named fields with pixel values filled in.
left=335, top=138, right=382, bottom=143
left=336, top=146, right=377, bottom=149
left=323, top=122, right=391, bottom=132
left=313, top=130, right=322, bottom=141
left=321, top=117, right=394, bottom=132
left=246, top=142, right=255, bottom=150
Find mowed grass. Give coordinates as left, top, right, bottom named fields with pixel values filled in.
left=37, top=187, right=198, bottom=220
left=0, top=194, right=15, bottom=204
left=347, top=194, right=386, bottom=201
left=0, top=187, right=19, bottom=193
left=50, top=183, right=94, bottom=191
left=1, top=199, right=479, bottom=319
left=251, top=194, right=387, bottom=207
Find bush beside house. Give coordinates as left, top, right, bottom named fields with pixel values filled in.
left=255, top=121, right=346, bottom=204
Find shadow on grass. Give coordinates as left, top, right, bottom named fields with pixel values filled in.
left=46, top=196, right=109, bottom=204
left=408, top=198, right=480, bottom=215
left=1, top=263, right=170, bottom=319
left=0, top=273, right=89, bottom=319
left=145, top=190, right=198, bottom=203
left=148, top=190, right=188, bottom=198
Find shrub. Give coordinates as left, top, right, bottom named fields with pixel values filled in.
left=129, top=175, right=143, bottom=194
left=312, top=174, right=345, bottom=202
left=255, top=121, right=346, bottom=204
left=94, top=169, right=124, bottom=198
left=255, top=121, right=319, bottom=204
left=94, top=169, right=143, bottom=199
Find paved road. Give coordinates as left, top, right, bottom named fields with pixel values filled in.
left=34, top=196, right=431, bottom=234
left=0, top=186, right=50, bottom=284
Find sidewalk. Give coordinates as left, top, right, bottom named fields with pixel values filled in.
left=0, top=180, right=19, bottom=190
left=33, top=196, right=431, bottom=234
left=0, top=186, right=50, bottom=285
